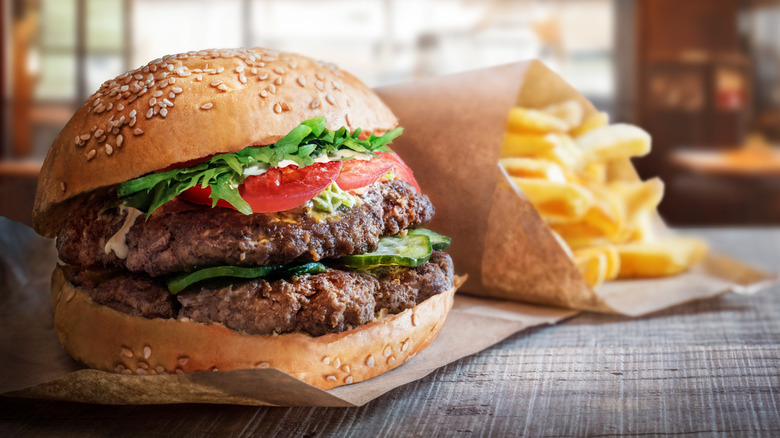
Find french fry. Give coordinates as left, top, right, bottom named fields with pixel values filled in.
left=538, top=134, right=585, bottom=171
left=576, top=124, right=652, bottom=163
left=579, top=161, right=607, bottom=184
left=500, top=158, right=567, bottom=183
left=501, top=132, right=560, bottom=157
left=573, top=245, right=619, bottom=287
left=551, top=222, right=612, bottom=250
left=570, top=111, right=609, bottom=138
left=607, top=178, right=664, bottom=241
left=542, top=100, right=584, bottom=130
left=616, top=237, right=708, bottom=278
left=510, top=177, right=593, bottom=222
left=507, top=107, right=569, bottom=134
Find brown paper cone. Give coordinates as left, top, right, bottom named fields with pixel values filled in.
left=377, top=60, right=778, bottom=314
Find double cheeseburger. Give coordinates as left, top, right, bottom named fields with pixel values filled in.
left=33, top=48, right=459, bottom=389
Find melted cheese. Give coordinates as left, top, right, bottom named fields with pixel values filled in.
left=104, top=206, right=143, bottom=259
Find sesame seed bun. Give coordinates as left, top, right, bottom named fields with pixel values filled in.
left=51, top=266, right=460, bottom=389
left=33, top=48, right=397, bottom=237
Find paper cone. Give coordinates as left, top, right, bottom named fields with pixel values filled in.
left=377, top=60, right=778, bottom=314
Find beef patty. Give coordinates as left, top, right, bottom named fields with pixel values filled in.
left=64, top=251, right=454, bottom=337
left=57, top=180, right=434, bottom=277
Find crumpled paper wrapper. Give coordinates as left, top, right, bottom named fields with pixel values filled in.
left=0, top=217, right=576, bottom=406
left=375, top=60, right=779, bottom=315
left=1, top=60, right=776, bottom=406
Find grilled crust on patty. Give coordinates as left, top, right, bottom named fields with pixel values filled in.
left=57, top=179, right=434, bottom=277
left=63, top=251, right=454, bottom=337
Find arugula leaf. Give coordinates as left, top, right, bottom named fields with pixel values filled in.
left=117, top=117, right=403, bottom=217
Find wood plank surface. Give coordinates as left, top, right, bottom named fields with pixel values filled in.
left=2, top=228, right=779, bottom=437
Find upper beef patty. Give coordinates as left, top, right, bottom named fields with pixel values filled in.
left=57, top=179, right=434, bottom=277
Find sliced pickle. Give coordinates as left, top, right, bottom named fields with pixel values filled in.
left=339, top=234, right=432, bottom=268
left=407, top=228, right=452, bottom=250
left=166, top=262, right=328, bottom=294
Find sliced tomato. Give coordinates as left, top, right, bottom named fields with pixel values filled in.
left=384, top=150, right=421, bottom=192
left=336, top=152, right=421, bottom=192
left=180, top=161, right=342, bottom=213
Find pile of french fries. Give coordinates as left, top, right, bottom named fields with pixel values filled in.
left=501, top=100, right=707, bottom=288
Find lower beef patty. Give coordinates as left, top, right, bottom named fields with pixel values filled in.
left=57, top=180, right=434, bottom=277
left=65, top=251, right=454, bottom=337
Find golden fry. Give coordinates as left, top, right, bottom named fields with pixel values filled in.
left=500, top=158, right=567, bottom=183
left=507, top=107, right=569, bottom=134
left=542, top=100, right=584, bottom=130
left=616, top=237, right=708, bottom=278
left=501, top=132, right=560, bottom=157
left=573, top=245, right=619, bottom=287
left=576, top=124, right=652, bottom=163
left=510, top=177, right=593, bottom=222
left=570, top=111, right=609, bottom=138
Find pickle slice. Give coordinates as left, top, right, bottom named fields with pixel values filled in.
left=407, top=228, right=452, bottom=250
left=166, top=262, right=328, bottom=294
left=339, top=234, right=432, bottom=268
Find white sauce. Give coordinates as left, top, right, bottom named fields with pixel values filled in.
left=104, top=205, right=143, bottom=259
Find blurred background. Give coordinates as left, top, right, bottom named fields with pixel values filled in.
left=1, top=0, right=779, bottom=226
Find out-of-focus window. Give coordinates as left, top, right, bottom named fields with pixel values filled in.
left=36, top=0, right=77, bottom=101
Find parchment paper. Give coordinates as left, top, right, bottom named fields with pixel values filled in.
left=375, top=60, right=779, bottom=314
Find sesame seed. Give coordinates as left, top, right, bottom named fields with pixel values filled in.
left=251, top=68, right=258, bottom=75
left=345, top=114, right=352, bottom=126
left=105, top=144, right=113, bottom=155
left=178, top=356, right=189, bottom=366
left=163, top=98, right=174, bottom=107
left=332, top=80, right=342, bottom=91
left=91, top=125, right=97, bottom=132
left=153, top=90, right=163, bottom=97
left=310, top=98, right=320, bottom=109
left=146, top=108, right=153, bottom=119
left=153, top=106, right=160, bottom=115
left=94, top=129, right=105, bottom=138
left=117, top=135, right=124, bottom=147
left=155, top=365, right=165, bottom=374
left=172, top=86, right=182, bottom=94
left=121, top=347, right=134, bottom=358
left=258, top=73, right=268, bottom=81
left=274, top=77, right=283, bottom=86
left=383, top=345, right=392, bottom=357
left=134, top=128, right=144, bottom=136
left=255, top=362, right=270, bottom=369
left=366, top=355, right=375, bottom=367
left=169, top=77, right=176, bottom=84
left=273, top=103, right=282, bottom=114
left=65, top=290, right=76, bottom=302
left=136, top=368, right=147, bottom=375
left=134, top=74, right=143, bottom=80
left=217, top=84, right=228, bottom=91
left=388, top=356, right=396, bottom=365
left=149, top=97, right=157, bottom=106
left=217, top=66, right=224, bottom=73
left=235, top=66, right=244, bottom=72
left=401, top=340, right=409, bottom=352
left=411, top=313, right=417, bottom=326
left=210, top=80, right=221, bottom=87
left=326, top=94, right=335, bottom=105
left=273, top=66, right=285, bottom=75
left=168, top=92, right=175, bottom=99
left=137, top=361, right=149, bottom=370
left=120, top=85, right=129, bottom=92
left=60, top=182, right=66, bottom=192
left=200, top=103, right=213, bottom=110
left=322, top=356, right=331, bottom=365
left=121, top=369, right=133, bottom=375
left=80, top=134, right=91, bottom=141
left=130, top=117, right=137, bottom=127
left=345, top=376, right=353, bottom=384
left=160, top=107, right=168, bottom=117
left=159, top=80, right=169, bottom=88
left=326, top=375, right=337, bottom=382
left=289, top=61, right=298, bottom=69
left=280, top=101, right=290, bottom=111
left=196, top=75, right=203, bottom=81
left=117, top=103, right=124, bottom=111
left=342, top=365, right=350, bottom=373
left=316, top=72, right=325, bottom=81
left=296, top=75, right=306, bottom=87
left=239, top=75, right=247, bottom=84
left=268, top=84, right=276, bottom=93
left=259, top=90, right=268, bottom=98
left=175, top=368, right=184, bottom=375
left=143, top=345, right=151, bottom=359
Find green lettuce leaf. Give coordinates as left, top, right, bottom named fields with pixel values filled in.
left=117, top=117, right=403, bottom=217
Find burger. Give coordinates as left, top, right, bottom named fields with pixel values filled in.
left=32, top=47, right=459, bottom=389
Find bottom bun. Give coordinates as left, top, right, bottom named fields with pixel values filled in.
left=50, top=266, right=461, bottom=389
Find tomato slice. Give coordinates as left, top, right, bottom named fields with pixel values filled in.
left=336, top=151, right=420, bottom=192
left=180, top=161, right=342, bottom=213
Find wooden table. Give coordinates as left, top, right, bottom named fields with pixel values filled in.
left=2, top=228, right=779, bottom=436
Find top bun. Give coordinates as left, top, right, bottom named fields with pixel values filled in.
left=33, top=47, right=398, bottom=237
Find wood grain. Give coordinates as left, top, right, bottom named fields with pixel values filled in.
left=2, top=228, right=779, bottom=437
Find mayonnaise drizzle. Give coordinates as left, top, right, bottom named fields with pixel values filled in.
left=104, top=205, right=143, bottom=259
